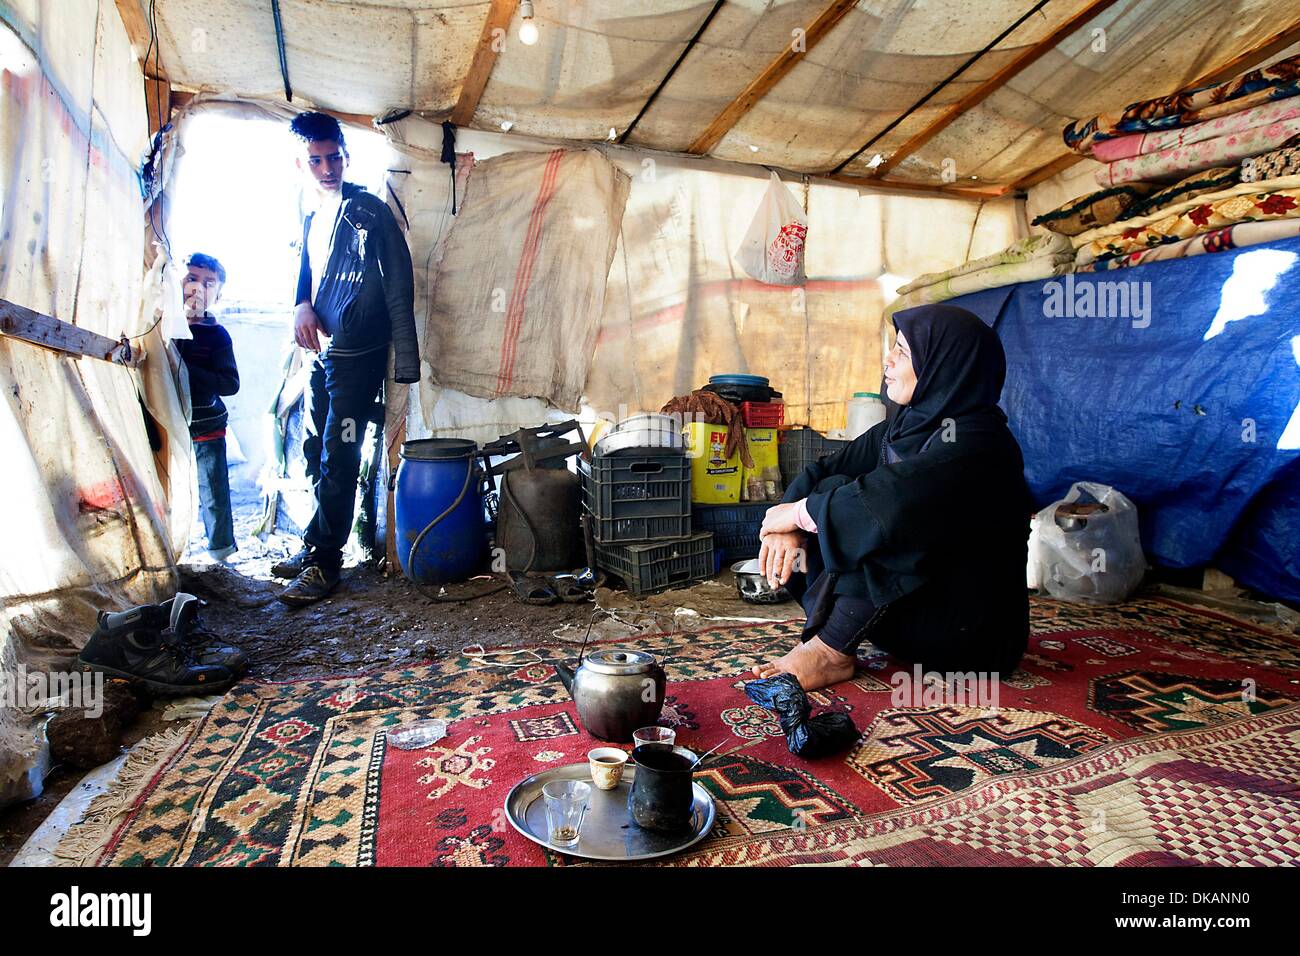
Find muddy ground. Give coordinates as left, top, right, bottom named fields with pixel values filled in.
left=1, top=483, right=794, bottom=864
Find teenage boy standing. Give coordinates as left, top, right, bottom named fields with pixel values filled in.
left=277, top=111, right=420, bottom=606
left=178, top=253, right=240, bottom=562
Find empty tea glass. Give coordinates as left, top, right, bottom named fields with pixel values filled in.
left=542, top=780, right=591, bottom=849
left=633, top=726, right=676, bottom=749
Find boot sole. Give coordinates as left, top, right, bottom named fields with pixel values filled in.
left=79, top=662, right=236, bottom=697
left=278, top=586, right=338, bottom=607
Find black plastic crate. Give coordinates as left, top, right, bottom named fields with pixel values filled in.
left=692, top=502, right=769, bottom=563
left=595, top=532, right=715, bottom=596
left=579, top=454, right=692, bottom=543
left=778, top=427, right=850, bottom=489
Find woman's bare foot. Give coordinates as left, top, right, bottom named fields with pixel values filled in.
left=750, top=637, right=857, bottom=691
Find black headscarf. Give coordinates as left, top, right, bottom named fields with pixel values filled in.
left=880, top=304, right=1009, bottom=464
left=785, top=300, right=1031, bottom=618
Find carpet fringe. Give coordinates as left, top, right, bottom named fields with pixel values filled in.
left=51, top=724, right=192, bottom=867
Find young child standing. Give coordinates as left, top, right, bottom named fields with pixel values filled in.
left=177, top=253, right=241, bottom=561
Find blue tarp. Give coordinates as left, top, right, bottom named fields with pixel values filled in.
left=945, top=236, right=1300, bottom=604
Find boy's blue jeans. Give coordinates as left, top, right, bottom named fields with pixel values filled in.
left=302, top=348, right=387, bottom=571
left=194, top=437, right=236, bottom=553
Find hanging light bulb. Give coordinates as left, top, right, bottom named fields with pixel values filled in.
left=519, top=0, right=539, bottom=45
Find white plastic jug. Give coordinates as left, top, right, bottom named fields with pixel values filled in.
left=846, top=392, right=886, bottom=439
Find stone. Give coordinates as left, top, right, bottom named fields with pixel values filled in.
left=46, top=680, right=141, bottom=769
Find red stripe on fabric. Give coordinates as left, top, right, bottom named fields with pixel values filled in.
left=495, top=149, right=562, bottom=394
left=495, top=149, right=564, bottom=396
left=498, top=153, right=561, bottom=391
left=495, top=153, right=558, bottom=393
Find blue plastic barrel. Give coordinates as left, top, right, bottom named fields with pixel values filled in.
left=395, top=438, right=488, bottom=584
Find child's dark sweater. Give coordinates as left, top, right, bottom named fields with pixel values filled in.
left=177, top=319, right=239, bottom=439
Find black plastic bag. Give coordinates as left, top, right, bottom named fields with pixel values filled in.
left=744, top=673, right=859, bottom=759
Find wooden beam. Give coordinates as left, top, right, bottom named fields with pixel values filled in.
left=169, top=90, right=376, bottom=128
left=0, top=299, right=141, bottom=366
left=145, top=76, right=171, bottom=136
left=868, top=0, right=1120, bottom=180
left=113, top=0, right=161, bottom=75
left=1010, top=12, right=1300, bottom=193
left=1011, top=152, right=1083, bottom=191
left=685, top=0, right=858, bottom=155
left=618, top=0, right=725, bottom=145
left=451, top=0, right=520, bottom=127
left=829, top=173, right=1007, bottom=200
left=1192, top=17, right=1300, bottom=86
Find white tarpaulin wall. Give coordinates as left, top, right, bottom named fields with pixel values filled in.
left=384, top=115, right=1020, bottom=435
left=0, top=0, right=185, bottom=802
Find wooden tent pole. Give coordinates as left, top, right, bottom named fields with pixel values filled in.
left=1012, top=14, right=1300, bottom=193
left=451, top=0, right=520, bottom=127
left=861, top=0, right=1119, bottom=180
left=685, top=0, right=858, bottom=156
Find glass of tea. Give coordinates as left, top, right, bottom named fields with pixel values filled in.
left=542, top=780, right=591, bottom=849
left=633, top=726, right=676, bottom=749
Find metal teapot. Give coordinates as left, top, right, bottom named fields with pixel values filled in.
left=554, top=648, right=666, bottom=743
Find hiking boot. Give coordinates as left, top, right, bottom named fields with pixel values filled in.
left=279, top=564, right=340, bottom=607
left=160, top=594, right=249, bottom=676
left=271, top=546, right=313, bottom=579
left=79, top=609, right=235, bottom=697
left=183, top=626, right=250, bottom=675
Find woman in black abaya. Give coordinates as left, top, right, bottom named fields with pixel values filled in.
left=754, top=304, right=1032, bottom=691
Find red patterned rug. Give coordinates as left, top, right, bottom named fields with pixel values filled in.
left=58, top=596, right=1300, bottom=866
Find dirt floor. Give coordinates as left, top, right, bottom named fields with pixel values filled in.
left=0, top=481, right=795, bottom=864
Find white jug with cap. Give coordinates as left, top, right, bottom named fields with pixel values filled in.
left=846, top=392, right=886, bottom=439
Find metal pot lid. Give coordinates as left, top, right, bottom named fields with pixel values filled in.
left=610, top=413, right=679, bottom=432
left=582, top=648, right=657, bottom=675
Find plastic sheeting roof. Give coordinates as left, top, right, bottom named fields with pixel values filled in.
left=122, top=0, right=1300, bottom=190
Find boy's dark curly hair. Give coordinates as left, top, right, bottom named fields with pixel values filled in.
left=185, top=252, right=226, bottom=284
left=289, top=111, right=347, bottom=152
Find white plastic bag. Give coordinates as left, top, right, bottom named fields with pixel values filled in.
left=1030, top=482, right=1146, bottom=604
left=734, top=171, right=807, bottom=285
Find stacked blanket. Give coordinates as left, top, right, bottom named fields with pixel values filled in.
left=1075, top=187, right=1300, bottom=266
left=1063, top=54, right=1300, bottom=154
left=886, top=233, right=1073, bottom=315
left=1077, top=218, right=1300, bottom=272
left=1035, top=55, right=1300, bottom=272
left=1094, top=107, right=1300, bottom=186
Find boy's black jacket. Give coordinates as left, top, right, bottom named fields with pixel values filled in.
left=177, top=321, right=239, bottom=437
left=296, top=182, right=420, bottom=383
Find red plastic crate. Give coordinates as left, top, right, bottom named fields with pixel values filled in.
left=740, top=401, right=785, bottom=428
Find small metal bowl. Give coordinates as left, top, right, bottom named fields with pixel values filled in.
left=732, top=559, right=793, bottom=604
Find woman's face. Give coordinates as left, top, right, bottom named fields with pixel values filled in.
left=884, top=331, right=917, bottom=405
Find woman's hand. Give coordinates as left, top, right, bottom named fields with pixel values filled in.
left=760, top=501, right=802, bottom=537
left=758, top=531, right=807, bottom=588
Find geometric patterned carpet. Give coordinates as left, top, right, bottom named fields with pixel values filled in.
left=63, top=596, right=1300, bottom=866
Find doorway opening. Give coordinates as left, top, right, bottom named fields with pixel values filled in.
left=166, top=108, right=392, bottom=574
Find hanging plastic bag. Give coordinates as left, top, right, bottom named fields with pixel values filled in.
left=734, top=170, right=807, bottom=285
left=1030, top=482, right=1146, bottom=604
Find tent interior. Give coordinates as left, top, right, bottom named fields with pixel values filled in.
left=1, top=0, right=1298, bottom=870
